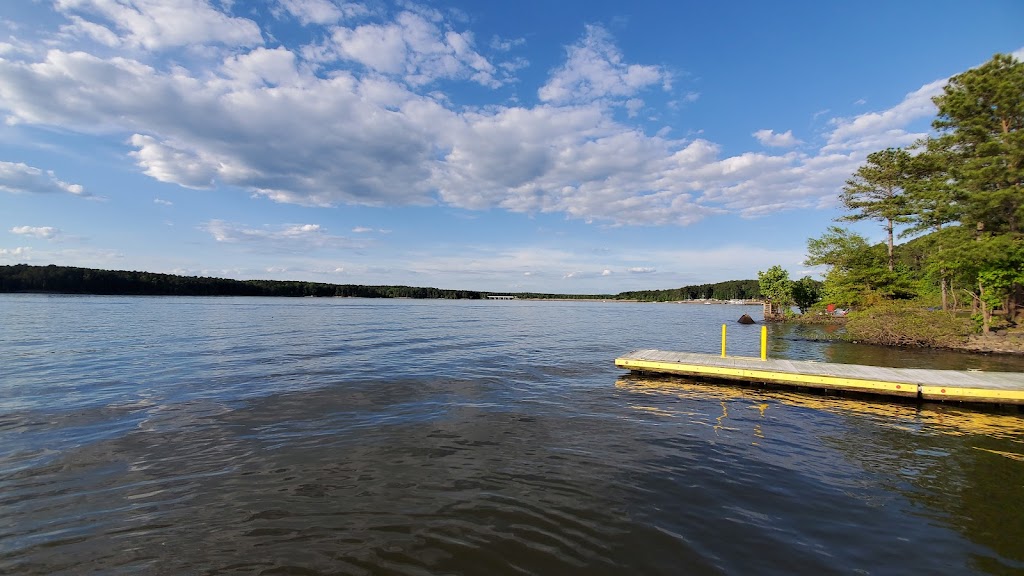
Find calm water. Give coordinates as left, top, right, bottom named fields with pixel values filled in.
left=2, top=295, right=1024, bottom=575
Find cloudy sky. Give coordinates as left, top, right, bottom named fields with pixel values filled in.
left=1, top=1, right=1021, bottom=293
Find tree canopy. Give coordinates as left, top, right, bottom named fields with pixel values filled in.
left=812, top=53, right=1024, bottom=333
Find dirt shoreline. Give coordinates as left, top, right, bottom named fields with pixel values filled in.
left=955, top=332, right=1024, bottom=355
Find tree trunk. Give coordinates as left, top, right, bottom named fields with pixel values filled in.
left=940, top=275, right=948, bottom=312
left=979, top=280, right=991, bottom=334
left=886, top=218, right=894, bottom=272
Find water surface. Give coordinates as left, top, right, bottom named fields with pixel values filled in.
left=2, top=295, right=1023, bottom=574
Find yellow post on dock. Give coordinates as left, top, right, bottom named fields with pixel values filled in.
left=721, top=324, right=727, bottom=358
left=760, top=325, right=768, bottom=361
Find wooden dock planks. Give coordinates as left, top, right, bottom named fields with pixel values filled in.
left=615, top=349, right=1024, bottom=405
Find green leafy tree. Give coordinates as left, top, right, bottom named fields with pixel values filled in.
left=757, top=265, right=793, bottom=318
left=840, top=147, right=915, bottom=271
left=791, top=276, right=822, bottom=314
left=805, top=226, right=915, bottom=308
left=935, top=232, right=1024, bottom=333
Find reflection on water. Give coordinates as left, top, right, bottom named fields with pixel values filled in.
left=2, top=296, right=1024, bottom=575
left=617, top=374, right=1024, bottom=571
left=617, top=376, right=1024, bottom=441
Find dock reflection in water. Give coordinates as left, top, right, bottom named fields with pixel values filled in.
left=617, top=374, right=1024, bottom=571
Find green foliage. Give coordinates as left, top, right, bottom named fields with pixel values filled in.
left=840, top=148, right=915, bottom=270
left=0, top=265, right=487, bottom=299
left=757, top=265, right=792, bottom=317
left=843, top=302, right=972, bottom=348
left=901, top=138, right=964, bottom=237
left=805, top=227, right=916, bottom=307
left=814, top=52, right=1024, bottom=329
left=614, top=279, right=760, bottom=302
left=791, top=276, right=822, bottom=313
left=932, top=53, right=1024, bottom=234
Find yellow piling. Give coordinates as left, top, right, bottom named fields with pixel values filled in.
left=721, top=324, right=727, bottom=358
left=760, top=325, right=768, bottom=361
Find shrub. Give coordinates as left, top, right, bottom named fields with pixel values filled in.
left=843, top=302, right=972, bottom=347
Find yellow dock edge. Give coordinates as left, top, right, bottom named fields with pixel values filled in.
left=615, top=357, right=1024, bottom=404
left=921, top=386, right=1024, bottom=405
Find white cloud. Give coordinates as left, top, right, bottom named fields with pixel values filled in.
left=203, top=219, right=359, bottom=251
left=0, top=161, right=88, bottom=196
left=0, top=13, right=993, bottom=232
left=54, top=0, right=264, bottom=50
left=0, top=247, right=30, bottom=256
left=318, top=11, right=504, bottom=87
left=10, top=226, right=60, bottom=239
left=627, top=267, right=655, bottom=274
left=825, top=78, right=946, bottom=151
left=59, top=15, right=121, bottom=47
left=601, top=269, right=612, bottom=276
left=625, top=98, right=644, bottom=118
left=490, top=35, right=525, bottom=52
left=154, top=198, right=173, bottom=205
left=352, top=226, right=373, bottom=233
left=752, top=129, right=801, bottom=147
left=276, top=0, right=362, bottom=26
left=539, top=25, right=669, bottom=105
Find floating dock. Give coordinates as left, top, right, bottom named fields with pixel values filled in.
left=615, top=349, right=1024, bottom=405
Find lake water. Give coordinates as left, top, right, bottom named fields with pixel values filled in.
left=2, top=295, right=1024, bottom=575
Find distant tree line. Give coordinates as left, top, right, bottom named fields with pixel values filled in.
left=0, top=264, right=768, bottom=303
left=0, top=265, right=485, bottom=299
left=615, top=279, right=762, bottom=302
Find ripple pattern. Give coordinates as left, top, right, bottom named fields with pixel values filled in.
left=2, top=295, right=1024, bottom=575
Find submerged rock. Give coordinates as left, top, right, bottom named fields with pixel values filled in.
left=737, top=314, right=756, bottom=324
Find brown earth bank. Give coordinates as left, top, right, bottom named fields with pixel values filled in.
left=957, top=329, right=1024, bottom=355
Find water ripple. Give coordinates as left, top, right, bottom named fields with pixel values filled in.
left=2, top=296, right=1024, bottom=574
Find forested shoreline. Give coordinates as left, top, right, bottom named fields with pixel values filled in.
left=0, top=264, right=764, bottom=302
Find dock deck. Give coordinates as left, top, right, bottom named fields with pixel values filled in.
left=615, top=349, right=1024, bottom=405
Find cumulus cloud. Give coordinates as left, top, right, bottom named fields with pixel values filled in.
left=0, top=9, right=984, bottom=231
left=0, top=161, right=89, bottom=196
left=59, top=15, right=121, bottom=47
left=0, top=247, right=32, bottom=262
left=752, top=129, right=801, bottom=148
left=539, top=25, right=669, bottom=105
left=313, top=10, right=504, bottom=87
left=54, top=0, right=263, bottom=50
left=10, top=226, right=60, bottom=239
left=825, top=78, right=946, bottom=152
left=276, top=0, right=364, bottom=26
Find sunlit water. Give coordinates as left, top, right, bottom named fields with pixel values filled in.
left=2, top=295, right=1023, bottom=575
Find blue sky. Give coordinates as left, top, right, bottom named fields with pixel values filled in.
left=1, top=0, right=1021, bottom=294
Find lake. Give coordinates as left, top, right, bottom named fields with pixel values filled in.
left=2, top=295, right=1023, bottom=574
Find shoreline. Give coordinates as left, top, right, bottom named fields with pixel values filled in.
left=784, top=316, right=1024, bottom=357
